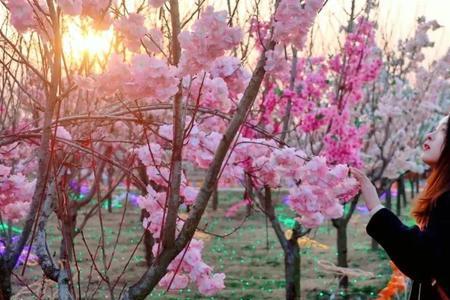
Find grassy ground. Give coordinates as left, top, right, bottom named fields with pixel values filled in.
left=12, top=188, right=417, bottom=299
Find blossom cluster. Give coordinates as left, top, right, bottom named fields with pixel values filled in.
left=0, top=164, right=36, bottom=222
left=273, top=0, right=323, bottom=49
left=7, top=0, right=113, bottom=33
left=138, top=125, right=360, bottom=229
left=178, top=6, right=242, bottom=75
left=90, top=54, right=178, bottom=102
left=136, top=185, right=225, bottom=295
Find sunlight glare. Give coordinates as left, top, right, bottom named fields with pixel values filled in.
left=63, top=20, right=114, bottom=63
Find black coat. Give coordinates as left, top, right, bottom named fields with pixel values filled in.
left=367, top=191, right=450, bottom=300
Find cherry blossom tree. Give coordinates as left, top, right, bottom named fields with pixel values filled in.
left=1, top=1, right=448, bottom=300
left=0, top=1, right=347, bottom=299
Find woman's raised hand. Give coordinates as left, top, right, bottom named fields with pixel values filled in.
left=350, top=167, right=381, bottom=211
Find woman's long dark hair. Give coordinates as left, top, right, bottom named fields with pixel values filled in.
left=412, top=115, right=450, bottom=227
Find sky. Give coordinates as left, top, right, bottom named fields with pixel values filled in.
left=206, top=0, right=450, bottom=62
left=311, top=0, right=450, bottom=61
left=1, top=0, right=449, bottom=63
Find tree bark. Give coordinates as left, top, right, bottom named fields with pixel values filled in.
left=371, top=237, right=379, bottom=250
left=162, top=0, right=185, bottom=250
left=59, top=204, right=77, bottom=263
left=141, top=209, right=154, bottom=267
left=259, top=187, right=303, bottom=300
left=332, top=197, right=358, bottom=291
left=285, top=224, right=301, bottom=300
left=0, top=262, right=11, bottom=300
left=122, top=1, right=281, bottom=297
left=385, top=184, right=392, bottom=210
left=333, top=218, right=349, bottom=289
left=211, top=184, right=219, bottom=211
left=416, top=176, right=420, bottom=193
left=396, top=180, right=402, bottom=216
left=337, top=221, right=349, bottom=289
left=401, top=177, right=407, bottom=206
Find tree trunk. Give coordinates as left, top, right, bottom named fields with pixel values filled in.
left=385, top=185, right=392, bottom=210
left=410, top=178, right=415, bottom=199
left=371, top=238, right=379, bottom=250
left=211, top=185, right=218, bottom=211
left=0, top=265, right=11, bottom=300
left=400, top=177, right=407, bottom=206
left=141, top=209, right=154, bottom=267
left=107, top=198, right=112, bottom=212
left=396, top=180, right=402, bottom=216
left=122, top=0, right=282, bottom=296
left=335, top=220, right=349, bottom=289
left=59, top=205, right=77, bottom=262
left=285, top=232, right=301, bottom=300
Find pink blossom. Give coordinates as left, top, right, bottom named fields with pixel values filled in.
left=57, top=0, right=82, bottom=15
left=335, top=177, right=360, bottom=202
left=2, top=202, right=30, bottom=223
left=249, top=18, right=271, bottom=50
left=191, top=132, right=222, bottom=169
left=6, top=0, right=36, bottom=33
left=124, top=55, right=178, bottom=102
left=270, top=147, right=307, bottom=180
left=252, top=156, right=281, bottom=188
left=322, top=203, right=344, bottom=219
left=148, top=0, right=167, bottom=8
left=146, top=166, right=170, bottom=186
left=0, top=165, right=11, bottom=177
left=326, top=164, right=349, bottom=185
left=0, top=168, right=35, bottom=222
left=197, top=273, right=226, bottom=296
left=136, top=143, right=165, bottom=166
left=296, top=212, right=324, bottom=228
left=178, top=6, right=242, bottom=75
left=225, top=199, right=252, bottom=218
left=158, top=124, right=173, bottom=141
left=181, top=186, right=199, bottom=205
left=55, top=126, right=72, bottom=140
left=73, top=75, right=97, bottom=91
left=287, top=185, right=320, bottom=214
left=210, top=56, right=250, bottom=98
left=273, top=0, right=323, bottom=49
left=82, top=0, right=110, bottom=16
left=184, top=76, right=231, bottom=112
left=142, top=28, right=164, bottom=53
left=264, top=45, right=289, bottom=76
left=114, top=13, right=147, bottom=52
left=82, top=0, right=112, bottom=30
left=151, top=238, right=225, bottom=295
left=97, top=54, right=131, bottom=96
left=300, top=156, right=328, bottom=184
left=159, top=272, right=189, bottom=291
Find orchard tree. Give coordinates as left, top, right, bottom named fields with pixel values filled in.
left=0, top=0, right=361, bottom=299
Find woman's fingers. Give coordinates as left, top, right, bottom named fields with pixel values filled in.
left=350, top=167, right=364, bottom=180
left=350, top=167, right=369, bottom=182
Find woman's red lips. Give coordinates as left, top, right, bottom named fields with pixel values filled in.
left=423, top=143, right=430, bottom=151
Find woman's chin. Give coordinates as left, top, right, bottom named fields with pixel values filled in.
left=421, top=154, right=429, bottom=164
left=421, top=155, right=435, bottom=167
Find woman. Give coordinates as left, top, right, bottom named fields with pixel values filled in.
left=351, top=114, right=450, bottom=300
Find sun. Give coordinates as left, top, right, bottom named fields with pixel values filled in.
left=62, top=18, right=114, bottom=64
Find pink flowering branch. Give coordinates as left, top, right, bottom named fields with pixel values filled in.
left=122, top=2, right=281, bottom=299
left=162, top=0, right=184, bottom=251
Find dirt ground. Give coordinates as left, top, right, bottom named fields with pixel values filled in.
left=11, top=189, right=415, bottom=299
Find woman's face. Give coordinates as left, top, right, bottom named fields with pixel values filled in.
left=421, top=116, right=449, bottom=167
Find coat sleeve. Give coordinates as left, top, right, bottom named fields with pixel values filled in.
left=366, top=192, right=450, bottom=281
